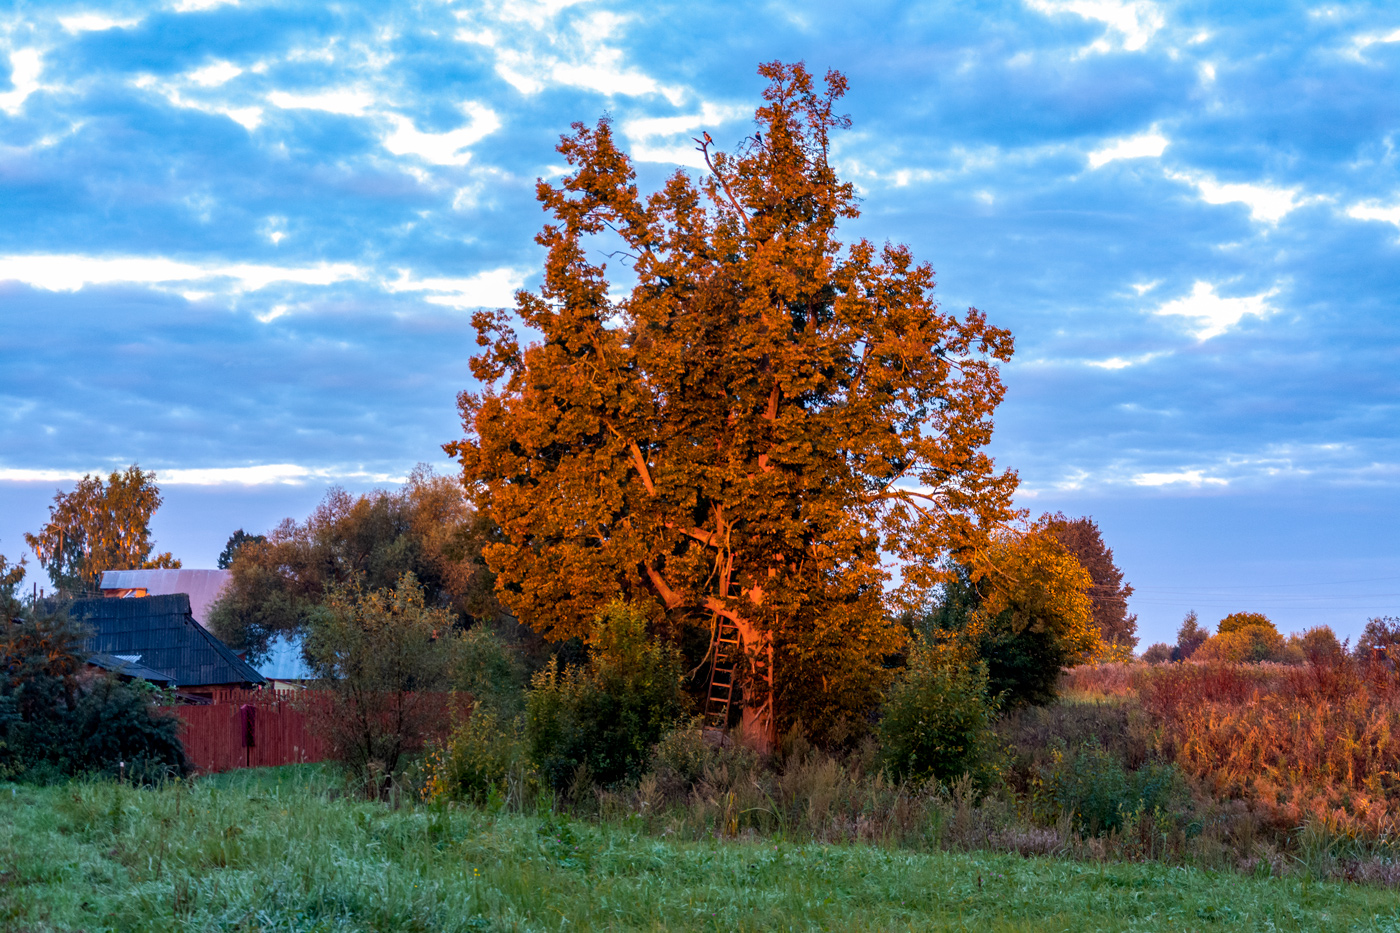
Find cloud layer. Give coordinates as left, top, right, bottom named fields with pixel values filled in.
left=1, top=0, right=1398, bottom=637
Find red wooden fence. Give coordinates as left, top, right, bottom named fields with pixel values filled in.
left=170, top=689, right=328, bottom=772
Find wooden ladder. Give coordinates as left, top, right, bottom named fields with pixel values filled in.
left=704, top=618, right=742, bottom=730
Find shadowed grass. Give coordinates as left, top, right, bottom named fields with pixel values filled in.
left=2, top=766, right=1397, bottom=931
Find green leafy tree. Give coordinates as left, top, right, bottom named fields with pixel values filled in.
left=1355, top=616, right=1400, bottom=662
left=217, top=529, right=266, bottom=569
left=24, top=466, right=179, bottom=596
left=209, top=466, right=501, bottom=663
left=1173, top=610, right=1209, bottom=660
left=0, top=547, right=24, bottom=619
left=1040, top=513, right=1137, bottom=651
left=916, top=522, right=1099, bottom=709
left=448, top=62, right=1017, bottom=748
left=1216, top=612, right=1275, bottom=635
left=303, top=572, right=462, bottom=794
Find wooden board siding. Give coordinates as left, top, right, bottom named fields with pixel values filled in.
left=172, top=689, right=327, bottom=772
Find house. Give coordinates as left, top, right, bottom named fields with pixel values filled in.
left=99, top=569, right=232, bottom=628
left=97, top=566, right=315, bottom=688
left=70, top=593, right=265, bottom=700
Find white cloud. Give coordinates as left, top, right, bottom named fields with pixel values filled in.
left=186, top=61, right=243, bottom=88
left=0, top=464, right=405, bottom=486
left=159, top=464, right=321, bottom=485
left=60, top=13, right=142, bottom=33
left=1088, top=129, right=1169, bottom=168
left=1151, top=280, right=1279, bottom=340
left=160, top=465, right=409, bottom=485
left=385, top=267, right=526, bottom=308
left=1023, top=0, right=1164, bottom=52
left=1350, top=27, right=1400, bottom=58
left=380, top=104, right=501, bottom=165
left=0, top=468, right=92, bottom=482
left=268, top=88, right=375, bottom=116
left=1168, top=170, right=1307, bottom=224
left=171, top=0, right=240, bottom=11
left=622, top=102, right=749, bottom=167
left=0, top=254, right=363, bottom=293
left=0, top=49, right=42, bottom=116
left=1131, top=470, right=1228, bottom=487
left=1347, top=201, right=1400, bottom=231
left=1085, top=351, right=1165, bottom=369
left=456, top=5, right=684, bottom=103
left=133, top=74, right=263, bottom=129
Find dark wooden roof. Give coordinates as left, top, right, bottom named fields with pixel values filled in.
left=71, top=594, right=265, bottom=688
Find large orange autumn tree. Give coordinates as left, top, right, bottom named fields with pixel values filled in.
left=447, top=62, right=1019, bottom=748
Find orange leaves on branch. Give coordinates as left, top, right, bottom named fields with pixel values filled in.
left=447, top=62, right=1019, bottom=744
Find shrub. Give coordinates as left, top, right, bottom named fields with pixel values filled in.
left=1039, top=741, right=1182, bottom=837
left=879, top=637, right=999, bottom=785
left=525, top=601, right=688, bottom=790
left=303, top=572, right=463, bottom=794
left=1292, top=625, right=1344, bottom=665
left=1354, top=616, right=1400, bottom=662
left=1140, top=643, right=1173, bottom=664
left=69, top=677, right=188, bottom=782
left=456, top=624, right=527, bottom=716
left=649, top=720, right=711, bottom=791
left=0, top=607, right=187, bottom=782
left=425, top=707, right=522, bottom=804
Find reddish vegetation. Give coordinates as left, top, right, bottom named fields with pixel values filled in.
left=1065, top=660, right=1400, bottom=836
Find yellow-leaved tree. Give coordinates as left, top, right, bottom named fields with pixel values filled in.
left=25, top=466, right=179, bottom=596
left=910, top=518, right=1102, bottom=709
left=447, top=63, right=1019, bottom=747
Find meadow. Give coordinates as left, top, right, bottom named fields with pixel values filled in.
left=3, top=764, right=1398, bottom=933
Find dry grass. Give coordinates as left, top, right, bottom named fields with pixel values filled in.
left=1067, top=659, right=1400, bottom=839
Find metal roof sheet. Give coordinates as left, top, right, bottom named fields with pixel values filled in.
left=98, top=569, right=231, bottom=627
left=87, top=652, right=176, bottom=684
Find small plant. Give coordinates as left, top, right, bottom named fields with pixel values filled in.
left=1038, top=740, right=1182, bottom=838
left=879, top=635, right=999, bottom=786
left=424, top=708, right=523, bottom=805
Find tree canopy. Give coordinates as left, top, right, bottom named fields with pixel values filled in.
left=0, top=549, right=24, bottom=619
left=217, top=529, right=266, bottom=570
left=208, top=466, right=501, bottom=663
left=24, top=466, right=179, bottom=596
left=916, top=519, right=1100, bottom=709
left=1040, top=512, right=1137, bottom=651
left=448, top=62, right=1019, bottom=747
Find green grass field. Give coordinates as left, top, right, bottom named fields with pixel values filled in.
left=1, top=766, right=1394, bottom=932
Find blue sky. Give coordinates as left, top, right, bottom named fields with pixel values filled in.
left=2, top=0, right=1398, bottom=646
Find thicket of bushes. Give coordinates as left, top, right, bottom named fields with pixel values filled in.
left=0, top=608, right=188, bottom=783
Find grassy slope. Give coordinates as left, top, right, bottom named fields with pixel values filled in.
left=0, top=766, right=1394, bottom=932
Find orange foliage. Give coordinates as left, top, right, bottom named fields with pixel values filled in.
left=1069, top=660, right=1400, bottom=836
left=448, top=63, right=1017, bottom=745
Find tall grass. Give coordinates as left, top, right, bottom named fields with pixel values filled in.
left=1067, top=658, right=1400, bottom=842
